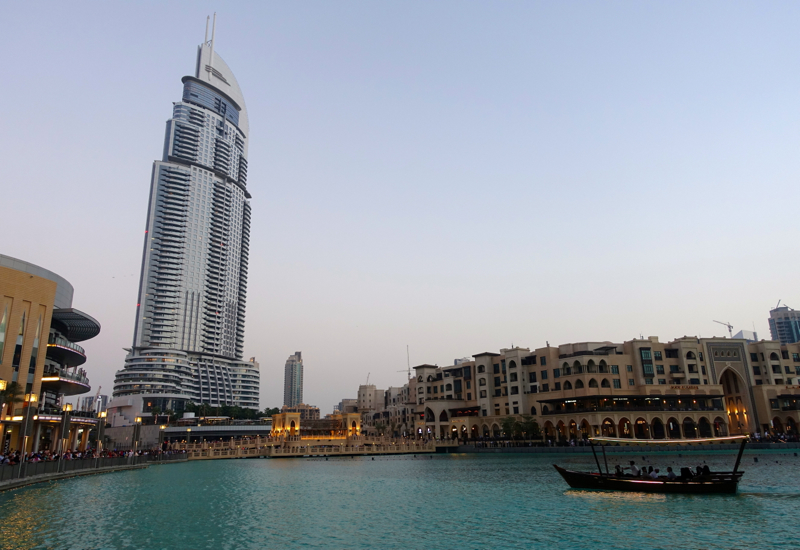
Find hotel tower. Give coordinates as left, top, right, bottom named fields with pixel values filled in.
left=109, top=17, right=259, bottom=424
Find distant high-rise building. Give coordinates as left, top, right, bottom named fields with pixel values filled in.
left=109, top=16, right=259, bottom=426
left=733, top=330, right=758, bottom=343
left=283, top=352, right=303, bottom=407
left=80, top=394, right=109, bottom=413
left=769, top=306, right=800, bottom=345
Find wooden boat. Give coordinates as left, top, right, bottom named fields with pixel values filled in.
left=554, top=435, right=748, bottom=494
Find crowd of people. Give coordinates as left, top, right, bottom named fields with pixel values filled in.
left=613, top=460, right=712, bottom=481
left=0, top=448, right=186, bottom=466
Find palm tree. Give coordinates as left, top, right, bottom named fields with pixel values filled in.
left=0, top=381, right=25, bottom=416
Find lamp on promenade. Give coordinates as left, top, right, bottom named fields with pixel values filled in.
left=18, top=393, right=37, bottom=478
left=97, top=411, right=107, bottom=454
left=132, top=417, right=142, bottom=463
left=158, top=425, right=166, bottom=455
left=58, top=404, right=72, bottom=473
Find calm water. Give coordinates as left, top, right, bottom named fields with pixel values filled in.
left=1, top=450, right=799, bottom=550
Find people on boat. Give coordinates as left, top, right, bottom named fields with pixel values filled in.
left=647, top=466, right=654, bottom=476
left=679, top=467, right=694, bottom=480
left=626, top=461, right=640, bottom=476
left=649, top=468, right=660, bottom=480
left=614, top=465, right=623, bottom=477
left=702, top=464, right=711, bottom=476
left=666, top=467, right=677, bottom=480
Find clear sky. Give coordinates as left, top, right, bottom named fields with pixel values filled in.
left=2, top=2, right=799, bottom=414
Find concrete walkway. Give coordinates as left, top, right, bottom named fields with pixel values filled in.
left=456, top=442, right=800, bottom=454
left=0, top=463, right=152, bottom=493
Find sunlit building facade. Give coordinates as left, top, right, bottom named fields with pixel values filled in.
left=0, top=255, right=101, bottom=452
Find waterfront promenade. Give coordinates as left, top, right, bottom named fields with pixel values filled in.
left=171, top=435, right=457, bottom=459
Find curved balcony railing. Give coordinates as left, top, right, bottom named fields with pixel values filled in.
left=42, top=365, right=90, bottom=386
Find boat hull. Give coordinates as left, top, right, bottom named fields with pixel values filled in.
left=553, top=465, right=741, bottom=494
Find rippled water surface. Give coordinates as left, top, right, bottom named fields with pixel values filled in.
left=1, top=450, right=799, bottom=550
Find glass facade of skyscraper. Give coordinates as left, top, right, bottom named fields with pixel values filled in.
left=110, top=24, right=259, bottom=422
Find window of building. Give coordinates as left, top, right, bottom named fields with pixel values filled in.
left=654, top=351, right=662, bottom=360
left=511, top=386, right=519, bottom=395
left=541, top=370, right=548, bottom=380
left=751, top=353, right=759, bottom=362
left=540, top=357, right=547, bottom=366
left=553, top=368, right=561, bottom=378
left=479, top=378, right=486, bottom=386
left=494, top=376, right=501, bottom=386
left=753, top=366, right=761, bottom=375
left=688, top=364, right=698, bottom=373
left=510, top=372, right=518, bottom=382
left=529, top=372, right=537, bottom=383
left=494, top=389, right=501, bottom=397
left=689, top=378, right=701, bottom=385
left=613, top=379, right=621, bottom=389
left=628, top=379, right=635, bottom=386
left=783, top=351, right=790, bottom=360
left=481, top=409, right=487, bottom=416
left=467, top=393, right=471, bottom=400
left=656, top=365, right=664, bottom=375
left=493, top=364, right=500, bottom=374
left=554, top=382, right=561, bottom=391
left=478, top=365, right=485, bottom=373
left=699, top=352, right=704, bottom=361
left=541, top=383, right=549, bottom=392
left=611, top=365, right=619, bottom=374
left=529, top=385, right=537, bottom=393
left=627, top=365, right=633, bottom=372
left=755, top=379, right=763, bottom=385
left=793, top=353, right=800, bottom=362
left=513, top=406, right=519, bottom=414
left=770, top=399, right=779, bottom=410
left=645, top=378, right=654, bottom=385
left=658, top=379, right=666, bottom=385
left=480, top=390, right=487, bottom=398
left=773, top=365, right=781, bottom=374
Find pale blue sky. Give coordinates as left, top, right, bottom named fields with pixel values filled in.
left=2, top=2, right=799, bottom=413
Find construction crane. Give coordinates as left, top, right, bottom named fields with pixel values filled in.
left=365, top=372, right=370, bottom=385
left=713, top=320, right=733, bottom=338
left=396, top=345, right=412, bottom=379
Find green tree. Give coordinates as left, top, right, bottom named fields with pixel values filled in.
left=0, top=381, right=25, bottom=416
left=500, top=417, right=521, bottom=440
left=262, top=407, right=280, bottom=417
left=150, top=405, right=162, bottom=424
left=518, top=416, right=540, bottom=439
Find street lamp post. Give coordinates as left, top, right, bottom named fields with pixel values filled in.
left=18, top=393, right=38, bottom=479
left=132, top=417, right=142, bottom=464
left=58, top=404, right=72, bottom=474
left=95, top=411, right=107, bottom=469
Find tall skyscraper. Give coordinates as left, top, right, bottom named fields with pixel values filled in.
left=283, top=352, right=303, bottom=407
left=109, top=17, right=259, bottom=425
left=769, top=306, right=800, bottom=345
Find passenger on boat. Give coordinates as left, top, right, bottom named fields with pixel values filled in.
left=666, top=467, right=677, bottom=480
left=649, top=468, right=660, bottom=480
left=647, top=466, right=654, bottom=476
left=679, top=467, right=694, bottom=480
left=614, top=465, right=624, bottom=477
left=702, top=464, right=711, bottom=476
left=626, top=461, right=640, bottom=476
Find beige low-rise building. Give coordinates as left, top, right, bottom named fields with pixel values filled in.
left=349, top=335, right=800, bottom=442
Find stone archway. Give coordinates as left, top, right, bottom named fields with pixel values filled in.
left=713, top=417, right=728, bottom=437
left=720, top=368, right=749, bottom=435
left=634, top=418, right=650, bottom=439
left=618, top=418, right=632, bottom=438
left=667, top=417, right=681, bottom=439
left=773, top=417, right=784, bottom=434
left=651, top=418, right=665, bottom=439
left=698, top=417, right=712, bottom=438
left=683, top=417, right=697, bottom=438
left=601, top=418, right=616, bottom=437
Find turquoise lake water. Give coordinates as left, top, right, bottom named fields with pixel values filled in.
left=1, top=450, right=799, bottom=550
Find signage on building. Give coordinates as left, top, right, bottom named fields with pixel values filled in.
left=670, top=385, right=699, bottom=390
left=784, top=385, right=800, bottom=390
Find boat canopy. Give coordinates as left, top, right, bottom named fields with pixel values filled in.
left=588, top=435, right=748, bottom=446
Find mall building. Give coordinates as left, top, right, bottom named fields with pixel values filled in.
left=354, top=335, right=800, bottom=442
left=0, top=255, right=101, bottom=453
